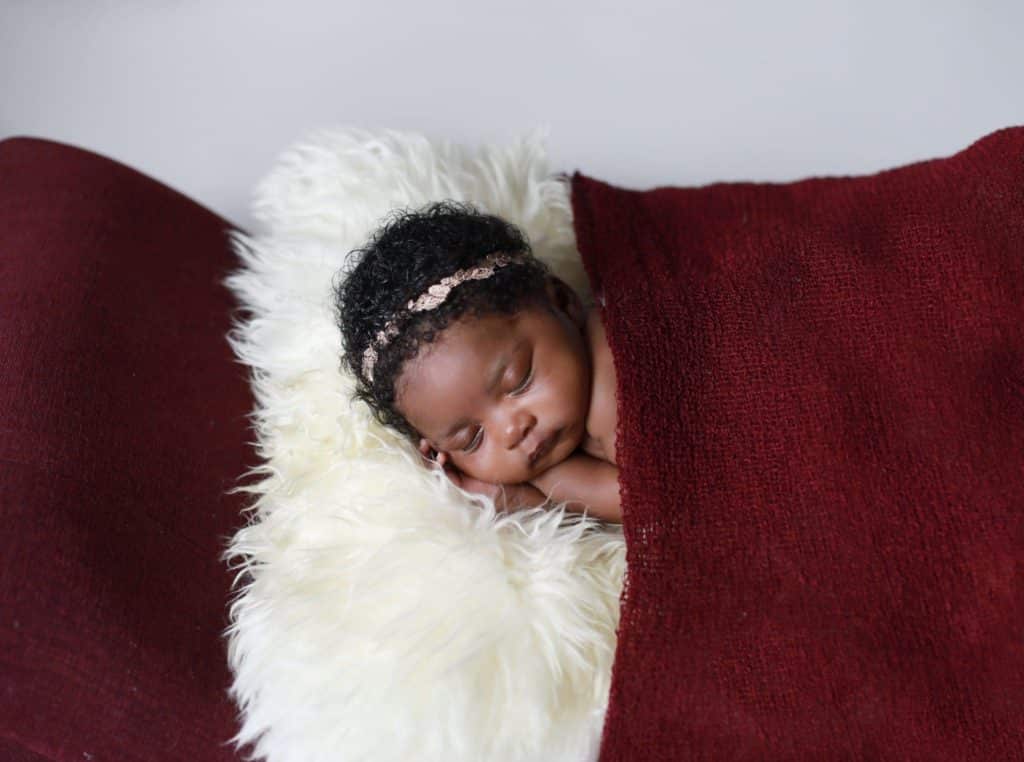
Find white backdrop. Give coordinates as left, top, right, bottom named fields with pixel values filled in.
left=3, top=0, right=1022, bottom=229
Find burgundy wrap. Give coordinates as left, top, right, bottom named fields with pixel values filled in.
left=571, top=127, right=1024, bottom=760
left=0, top=138, right=252, bottom=761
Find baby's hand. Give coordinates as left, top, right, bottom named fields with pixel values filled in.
left=417, top=438, right=546, bottom=512
left=418, top=439, right=503, bottom=501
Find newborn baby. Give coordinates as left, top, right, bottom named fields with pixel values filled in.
left=335, top=200, right=621, bottom=522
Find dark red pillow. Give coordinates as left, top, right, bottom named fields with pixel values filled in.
left=0, top=138, right=252, bottom=761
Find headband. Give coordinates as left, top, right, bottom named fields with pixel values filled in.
left=361, top=251, right=525, bottom=383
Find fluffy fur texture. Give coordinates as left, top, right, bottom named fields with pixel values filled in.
left=223, top=127, right=625, bottom=762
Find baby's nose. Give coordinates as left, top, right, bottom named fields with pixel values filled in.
left=504, top=409, right=535, bottom=449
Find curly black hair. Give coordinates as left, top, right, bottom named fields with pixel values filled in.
left=333, top=201, right=553, bottom=443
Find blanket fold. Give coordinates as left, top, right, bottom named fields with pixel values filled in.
left=571, top=127, right=1024, bottom=760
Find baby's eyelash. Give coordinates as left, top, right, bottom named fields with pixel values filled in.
left=463, top=428, right=482, bottom=453
left=512, top=365, right=533, bottom=395
left=462, top=363, right=533, bottom=454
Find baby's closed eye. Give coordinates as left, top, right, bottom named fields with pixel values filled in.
left=460, top=361, right=535, bottom=455
left=462, top=428, right=482, bottom=453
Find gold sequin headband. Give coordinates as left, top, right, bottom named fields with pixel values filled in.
left=361, top=251, right=524, bottom=383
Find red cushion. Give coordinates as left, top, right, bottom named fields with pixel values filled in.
left=0, top=138, right=252, bottom=761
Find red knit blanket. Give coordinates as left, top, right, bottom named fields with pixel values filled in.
left=571, top=127, right=1024, bottom=760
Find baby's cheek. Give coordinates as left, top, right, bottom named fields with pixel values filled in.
left=458, top=452, right=509, bottom=485
left=450, top=451, right=479, bottom=476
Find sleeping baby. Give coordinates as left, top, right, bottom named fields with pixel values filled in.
left=334, top=200, right=622, bottom=523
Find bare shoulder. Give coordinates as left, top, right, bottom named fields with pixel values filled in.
left=585, top=306, right=608, bottom=354
left=584, top=307, right=618, bottom=465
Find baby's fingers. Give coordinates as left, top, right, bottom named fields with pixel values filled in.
left=441, top=459, right=464, bottom=489
left=417, top=438, right=440, bottom=467
left=436, top=454, right=468, bottom=488
left=416, top=442, right=460, bottom=482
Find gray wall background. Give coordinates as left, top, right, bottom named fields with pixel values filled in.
left=3, top=0, right=1022, bottom=229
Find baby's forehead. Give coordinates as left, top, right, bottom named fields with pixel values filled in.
left=418, top=307, right=536, bottom=358
left=407, top=314, right=525, bottom=388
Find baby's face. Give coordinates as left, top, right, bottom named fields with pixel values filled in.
left=395, top=280, right=592, bottom=485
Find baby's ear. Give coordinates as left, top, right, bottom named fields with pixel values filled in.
left=545, top=275, right=585, bottom=328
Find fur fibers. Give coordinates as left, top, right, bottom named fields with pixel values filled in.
left=223, top=127, right=625, bottom=762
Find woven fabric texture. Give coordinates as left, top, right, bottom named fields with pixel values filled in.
left=571, top=127, right=1024, bottom=760
left=0, top=137, right=252, bottom=761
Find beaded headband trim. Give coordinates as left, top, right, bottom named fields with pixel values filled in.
left=361, top=251, right=524, bottom=383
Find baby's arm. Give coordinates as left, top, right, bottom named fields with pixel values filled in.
left=458, top=476, right=549, bottom=514
left=421, top=446, right=549, bottom=514
left=529, top=452, right=621, bottom=523
left=418, top=444, right=620, bottom=520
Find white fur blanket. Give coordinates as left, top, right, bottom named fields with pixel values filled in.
left=223, top=127, right=625, bottom=762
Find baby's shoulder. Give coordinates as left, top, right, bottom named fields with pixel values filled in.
left=584, top=306, right=618, bottom=464
left=585, top=306, right=610, bottom=362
